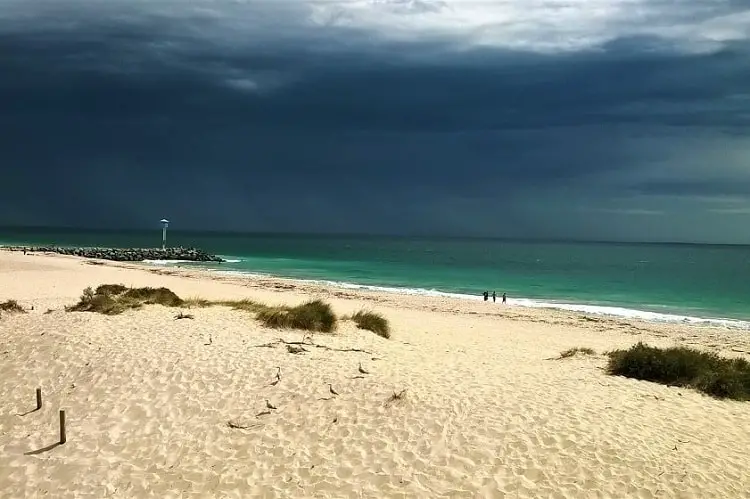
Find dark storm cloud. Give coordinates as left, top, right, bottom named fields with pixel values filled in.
left=631, top=178, right=750, bottom=198
left=1, top=0, right=750, bottom=241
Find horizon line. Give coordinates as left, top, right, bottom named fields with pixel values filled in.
left=0, top=225, right=748, bottom=248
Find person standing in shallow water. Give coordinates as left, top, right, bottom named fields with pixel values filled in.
left=483, top=291, right=489, bottom=302
left=492, top=291, right=496, bottom=303
left=502, top=292, right=507, bottom=304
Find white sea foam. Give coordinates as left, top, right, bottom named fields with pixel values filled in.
left=141, top=259, right=196, bottom=266
left=143, top=257, right=242, bottom=265
left=509, top=298, right=750, bottom=330
left=208, top=269, right=750, bottom=330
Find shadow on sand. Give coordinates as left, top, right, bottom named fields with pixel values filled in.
left=17, top=406, right=41, bottom=417
left=24, top=442, right=62, bottom=456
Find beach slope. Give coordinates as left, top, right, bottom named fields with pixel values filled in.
left=1, top=251, right=748, bottom=498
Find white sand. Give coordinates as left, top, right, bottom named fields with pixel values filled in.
left=1, top=250, right=749, bottom=498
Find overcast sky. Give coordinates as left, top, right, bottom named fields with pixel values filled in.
left=1, top=0, right=749, bottom=242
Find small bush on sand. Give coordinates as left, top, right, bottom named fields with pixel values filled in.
left=121, top=287, right=183, bottom=307
left=66, top=287, right=129, bottom=315
left=65, top=287, right=338, bottom=332
left=66, top=284, right=184, bottom=315
left=559, top=347, right=596, bottom=359
left=0, top=300, right=26, bottom=313
left=257, top=299, right=337, bottom=333
left=95, top=284, right=129, bottom=296
left=607, top=342, right=750, bottom=401
left=351, top=310, right=390, bottom=339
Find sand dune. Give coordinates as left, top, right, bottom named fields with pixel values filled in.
left=1, top=251, right=749, bottom=498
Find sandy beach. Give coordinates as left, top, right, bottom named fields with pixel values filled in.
left=1, top=250, right=749, bottom=498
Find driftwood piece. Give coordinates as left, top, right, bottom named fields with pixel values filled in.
left=251, top=338, right=373, bottom=355
left=287, top=344, right=308, bottom=354
left=227, top=419, right=261, bottom=430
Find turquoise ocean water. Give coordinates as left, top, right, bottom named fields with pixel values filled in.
left=2, top=227, right=749, bottom=327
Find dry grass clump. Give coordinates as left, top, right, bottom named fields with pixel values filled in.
left=220, top=299, right=268, bottom=313
left=350, top=310, right=391, bottom=339
left=257, top=299, right=337, bottom=333
left=95, top=284, right=128, bottom=296
left=607, top=342, right=750, bottom=401
left=182, top=297, right=214, bottom=308
left=559, top=347, right=596, bottom=359
left=120, top=286, right=183, bottom=307
left=66, top=287, right=131, bottom=315
left=0, top=300, right=26, bottom=313
left=66, top=284, right=184, bottom=315
left=202, top=297, right=337, bottom=333
left=65, top=285, right=339, bottom=333
left=384, top=389, right=408, bottom=408
left=182, top=297, right=266, bottom=312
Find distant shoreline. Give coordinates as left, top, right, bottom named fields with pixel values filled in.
left=3, top=233, right=748, bottom=327
left=114, top=254, right=748, bottom=331
left=202, top=267, right=750, bottom=331
left=4, top=244, right=746, bottom=329
left=113, top=254, right=749, bottom=330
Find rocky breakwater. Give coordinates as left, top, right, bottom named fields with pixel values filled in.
left=11, top=246, right=225, bottom=263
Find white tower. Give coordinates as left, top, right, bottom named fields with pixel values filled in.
left=160, top=219, right=170, bottom=250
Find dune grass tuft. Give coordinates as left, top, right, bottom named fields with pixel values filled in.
left=95, top=284, right=129, bottom=296
left=256, top=299, right=337, bottom=333
left=182, top=297, right=215, bottom=308
left=219, top=299, right=268, bottom=313
left=607, top=342, right=750, bottom=401
left=67, top=284, right=184, bottom=315
left=66, top=287, right=130, bottom=315
left=350, top=310, right=391, bottom=339
left=559, top=347, right=596, bottom=359
left=201, top=298, right=337, bottom=332
left=65, top=285, right=339, bottom=333
left=0, top=300, right=26, bottom=314
left=120, top=287, right=183, bottom=307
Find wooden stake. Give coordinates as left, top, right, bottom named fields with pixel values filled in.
left=59, top=410, right=66, bottom=444
left=36, top=388, right=42, bottom=410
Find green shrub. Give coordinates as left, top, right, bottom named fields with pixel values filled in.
left=95, top=284, right=129, bottom=296
left=66, top=284, right=183, bottom=315
left=65, top=287, right=338, bottom=333
left=257, top=299, right=337, bottom=333
left=351, top=310, right=390, bottom=339
left=121, top=287, right=183, bottom=307
left=607, top=342, right=750, bottom=401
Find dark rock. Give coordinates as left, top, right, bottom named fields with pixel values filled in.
left=5, top=246, right=224, bottom=263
